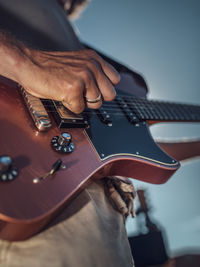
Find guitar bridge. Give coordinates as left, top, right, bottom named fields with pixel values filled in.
left=21, top=87, right=51, bottom=131
left=50, top=101, right=88, bottom=128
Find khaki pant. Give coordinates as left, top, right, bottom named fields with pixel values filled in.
left=0, top=180, right=134, bottom=267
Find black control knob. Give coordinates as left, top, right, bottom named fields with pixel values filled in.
left=51, top=132, right=75, bottom=153
left=0, top=155, right=18, bottom=182
left=58, top=132, right=72, bottom=146
left=0, top=155, right=12, bottom=173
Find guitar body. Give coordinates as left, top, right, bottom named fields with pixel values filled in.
left=0, top=75, right=179, bottom=241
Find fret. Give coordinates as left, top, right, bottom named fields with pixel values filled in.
left=121, top=96, right=200, bottom=122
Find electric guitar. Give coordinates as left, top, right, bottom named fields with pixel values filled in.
left=0, top=74, right=200, bottom=241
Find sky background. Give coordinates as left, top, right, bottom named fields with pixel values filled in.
left=73, top=0, right=200, bottom=257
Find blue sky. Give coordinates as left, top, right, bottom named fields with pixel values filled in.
left=73, top=0, right=200, bottom=256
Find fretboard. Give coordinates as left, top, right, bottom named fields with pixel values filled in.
left=117, top=96, right=200, bottom=122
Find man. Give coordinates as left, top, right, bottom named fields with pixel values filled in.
left=0, top=1, right=199, bottom=267
left=0, top=1, right=136, bottom=266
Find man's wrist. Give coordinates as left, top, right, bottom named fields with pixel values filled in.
left=0, top=32, right=31, bottom=84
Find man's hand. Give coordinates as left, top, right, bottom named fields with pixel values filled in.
left=18, top=48, right=120, bottom=113
left=0, top=32, right=120, bottom=113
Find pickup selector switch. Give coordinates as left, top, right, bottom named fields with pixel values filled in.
left=51, top=132, right=75, bottom=153
left=0, top=155, right=18, bottom=182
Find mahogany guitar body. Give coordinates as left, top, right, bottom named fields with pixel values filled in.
left=0, top=76, right=179, bottom=241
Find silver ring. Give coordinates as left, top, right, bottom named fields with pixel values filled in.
left=85, top=93, right=102, bottom=104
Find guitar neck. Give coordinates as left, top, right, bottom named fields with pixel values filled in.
left=119, top=96, right=200, bottom=122
left=49, top=95, right=200, bottom=130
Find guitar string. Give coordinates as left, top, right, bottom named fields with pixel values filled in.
left=24, top=100, right=200, bottom=116
left=24, top=100, right=200, bottom=113
left=24, top=90, right=200, bottom=105
left=22, top=95, right=200, bottom=119
left=23, top=105, right=198, bottom=120
left=24, top=104, right=200, bottom=119
left=24, top=94, right=200, bottom=109
left=21, top=105, right=199, bottom=121
left=34, top=111, right=198, bottom=120
left=20, top=87, right=200, bottom=121
left=25, top=96, right=188, bottom=106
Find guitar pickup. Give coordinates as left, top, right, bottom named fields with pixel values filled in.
left=50, top=101, right=88, bottom=128
left=116, top=97, right=139, bottom=123
left=96, top=107, right=112, bottom=126
left=21, top=87, right=51, bottom=131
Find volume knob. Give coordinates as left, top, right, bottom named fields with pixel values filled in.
left=51, top=132, right=75, bottom=153
left=0, top=155, right=18, bottom=182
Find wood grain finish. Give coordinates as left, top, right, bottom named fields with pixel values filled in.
left=0, top=76, right=179, bottom=241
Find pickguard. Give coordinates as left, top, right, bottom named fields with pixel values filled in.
left=85, top=110, right=178, bottom=167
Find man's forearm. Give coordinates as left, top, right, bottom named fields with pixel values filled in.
left=0, top=31, right=27, bottom=83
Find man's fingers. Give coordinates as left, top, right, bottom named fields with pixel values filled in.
left=85, top=89, right=102, bottom=109
left=79, top=68, right=102, bottom=109
left=85, top=50, right=121, bottom=85
left=100, top=60, right=121, bottom=85
left=61, top=80, right=85, bottom=114
left=85, top=59, right=116, bottom=101
left=62, top=97, right=85, bottom=114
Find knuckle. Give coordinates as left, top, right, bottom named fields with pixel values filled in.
left=86, top=59, right=101, bottom=78
left=87, top=58, right=99, bottom=69
left=85, top=49, right=98, bottom=58
left=74, top=106, right=85, bottom=114
left=65, top=99, right=85, bottom=114
left=85, top=50, right=102, bottom=64
left=72, top=79, right=83, bottom=89
left=81, top=68, right=91, bottom=82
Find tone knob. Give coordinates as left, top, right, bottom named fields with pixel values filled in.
left=58, top=132, right=72, bottom=146
left=51, top=132, right=75, bottom=153
left=0, top=155, right=18, bottom=182
left=0, top=155, right=12, bottom=173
